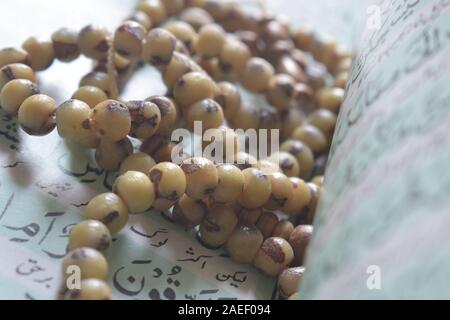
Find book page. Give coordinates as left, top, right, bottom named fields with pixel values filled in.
left=0, top=0, right=362, bottom=300
left=301, top=0, right=450, bottom=299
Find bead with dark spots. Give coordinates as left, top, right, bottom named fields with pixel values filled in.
left=101, top=211, right=119, bottom=225
left=149, top=169, right=163, bottom=184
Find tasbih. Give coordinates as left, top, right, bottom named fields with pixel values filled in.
left=0, top=0, right=352, bottom=300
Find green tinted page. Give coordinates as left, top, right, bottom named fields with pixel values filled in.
left=0, top=0, right=361, bottom=300
left=301, top=0, right=450, bottom=299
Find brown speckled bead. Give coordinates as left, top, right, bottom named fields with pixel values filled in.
left=149, top=162, right=186, bottom=211
left=212, top=164, right=244, bottom=204
left=202, top=126, right=240, bottom=163
left=276, top=55, right=308, bottom=83
left=240, top=57, right=274, bottom=93
left=114, top=21, right=146, bottom=58
left=51, top=28, right=80, bottom=62
left=56, top=99, right=99, bottom=148
left=78, top=25, right=111, bottom=60
left=186, top=98, right=224, bottom=132
left=226, top=224, right=263, bottom=264
left=292, top=124, right=328, bottom=155
left=266, top=74, right=296, bottom=111
left=253, top=237, right=294, bottom=276
left=172, top=194, right=208, bottom=229
left=85, top=193, right=129, bottom=234
left=0, top=79, right=39, bottom=115
left=219, top=38, right=251, bottom=75
left=22, top=37, right=55, bottom=71
left=128, top=11, right=153, bottom=31
left=145, top=96, right=178, bottom=135
left=238, top=207, right=263, bottom=226
left=256, top=211, right=279, bottom=239
left=162, top=52, right=203, bottom=91
left=317, top=87, right=345, bottom=113
left=79, top=72, right=113, bottom=98
left=95, top=138, right=133, bottom=171
left=196, top=24, right=226, bottom=58
left=289, top=225, right=313, bottom=266
left=173, top=71, right=219, bottom=110
left=278, top=267, right=305, bottom=299
left=18, top=94, right=56, bottom=136
left=164, top=21, right=197, bottom=52
left=142, top=28, right=176, bottom=66
left=137, top=0, right=167, bottom=26
left=282, top=177, right=312, bottom=217
left=292, top=28, right=314, bottom=51
left=307, top=109, right=337, bottom=142
left=279, top=108, right=305, bottom=140
left=161, top=0, right=184, bottom=15
left=199, top=204, right=238, bottom=248
left=91, top=100, right=131, bottom=142
left=140, top=134, right=170, bottom=159
left=255, top=160, right=281, bottom=175
left=113, top=171, right=155, bottom=213
left=179, top=7, right=214, bottom=31
left=214, top=81, right=241, bottom=119
left=238, top=168, right=272, bottom=209
left=265, top=172, right=293, bottom=210
left=119, top=152, right=156, bottom=175
left=0, top=48, right=30, bottom=69
left=234, top=152, right=257, bottom=171
left=181, top=157, right=219, bottom=200
left=72, top=86, right=108, bottom=108
left=127, top=100, right=161, bottom=140
left=0, top=63, right=36, bottom=91
left=69, top=220, right=111, bottom=252
left=197, top=57, right=224, bottom=81
left=268, top=152, right=300, bottom=178
left=272, top=220, right=294, bottom=240
left=64, top=279, right=112, bottom=300
left=280, top=140, right=314, bottom=180
left=229, top=102, right=259, bottom=130
left=62, top=247, right=108, bottom=280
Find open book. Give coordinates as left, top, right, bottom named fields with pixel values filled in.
left=0, top=0, right=447, bottom=299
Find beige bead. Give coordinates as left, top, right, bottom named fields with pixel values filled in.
left=149, top=162, right=186, bottom=211
left=196, top=24, right=226, bottom=58
left=228, top=102, right=259, bottom=130
left=282, top=178, right=311, bottom=216
left=185, top=98, right=224, bottom=132
left=119, top=152, right=156, bottom=175
left=268, top=152, right=300, bottom=178
left=234, top=152, right=258, bottom=171
left=161, top=0, right=184, bottom=15
left=0, top=47, right=30, bottom=69
left=113, top=171, right=155, bottom=213
left=238, top=168, right=272, bottom=209
left=238, top=208, right=262, bottom=225
left=202, top=126, right=239, bottom=163
left=179, top=7, right=213, bottom=31
left=278, top=267, right=305, bottom=299
left=127, top=100, right=161, bottom=140
left=265, top=172, right=293, bottom=210
left=214, top=81, right=241, bottom=119
left=128, top=11, right=153, bottom=31
left=289, top=225, right=313, bottom=267
left=79, top=72, right=113, bottom=97
left=85, top=193, right=129, bottom=234
left=162, top=52, right=203, bottom=91
left=266, top=74, right=296, bottom=111
left=256, top=211, right=279, bottom=239
left=62, top=247, right=108, bottom=280
left=200, top=204, right=238, bottom=248
left=226, top=224, right=263, bottom=264
left=91, top=100, right=131, bottom=142
left=173, top=71, right=219, bottom=110
left=253, top=237, right=294, bottom=276
left=164, top=21, right=197, bottom=52
left=22, top=37, right=55, bottom=71
left=279, top=108, right=305, bottom=140
left=56, top=99, right=98, bottom=148
left=69, top=220, right=111, bottom=252
left=145, top=95, right=178, bottom=135
left=51, top=28, right=80, bottom=62
left=64, top=279, right=112, bottom=300
left=181, top=157, right=219, bottom=200
left=137, top=0, right=167, bottom=26
left=317, top=87, right=345, bottom=113
left=212, top=164, right=244, bottom=204
left=292, top=28, right=314, bottom=51
left=72, top=86, right=108, bottom=108
left=95, top=138, right=133, bottom=171
left=172, top=194, right=208, bottom=229
left=142, top=28, right=176, bottom=66
left=18, top=94, right=56, bottom=136
left=255, top=160, right=281, bottom=175
left=307, top=109, right=337, bottom=141
left=292, top=125, right=328, bottom=155
left=0, top=63, right=36, bottom=91
left=280, top=140, right=314, bottom=180
left=334, top=71, right=349, bottom=89
left=78, top=25, right=111, bottom=60
left=240, top=57, right=274, bottom=93
left=311, top=175, right=324, bottom=187
left=272, top=220, right=294, bottom=240
left=219, top=38, right=251, bottom=75
left=114, top=21, right=146, bottom=58
left=0, top=79, right=39, bottom=115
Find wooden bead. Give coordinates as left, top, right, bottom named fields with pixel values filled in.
left=137, top=0, right=167, bottom=26
left=272, top=220, right=294, bottom=240
left=200, top=204, right=238, bottom=248
left=114, top=21, right=146, bottom=58
left=278, top=267, right=305, bottom=299
left=62, top=247, right=108, bottom=280
left=238, top=168, right=272, bottom=209
left=119, top=152, right=156, bottom=175
left=240, top=57, right=274, bottom=93
left=0, top=79, right=39, bottom=115
left=292, top=124, right=328, bottom=155
left=69, top=220, right=111, bottom=252
left=64, top=279, right=112, bottom=300
left=172, top=194, right=208, bottom=229
left=226, top=224, right=263, bottom=264
left=289, top=225, right=313, bottom=267
left=95, top=138, right=133, bottom=171
left=142, top=28, right=176, bottom=66
left=181, top=157, right=219, bottom=200
left=91, top=100, right=131, bottom=142
left=127, top=100, right=161, bottom=140
left=79, top=72, right=113, bottom=98
left=18, top=94, right=56, bottom=136
left=52, top=28, right=80, bottom=62
left=85, top=193, right=129, bottom=234
left=78, top=25, right=111, bottom=60
left=113, top=171, right=155, bottom=213
left=72, top=86, right=108, bottom=108
left=0, top=48, right=30, bottom=69
left=173, top=71, right=219, bottom=109
left=145, top=96, right=178, bottom=135
left=253, top=237, right=294, bottom=276
left=22, top=37, right=55, bottom=71
left=256, top=211, right=279, bottom=239
left=0, top=63, right=36, bottom=91
left=281, top=177, right=312, bottom=217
